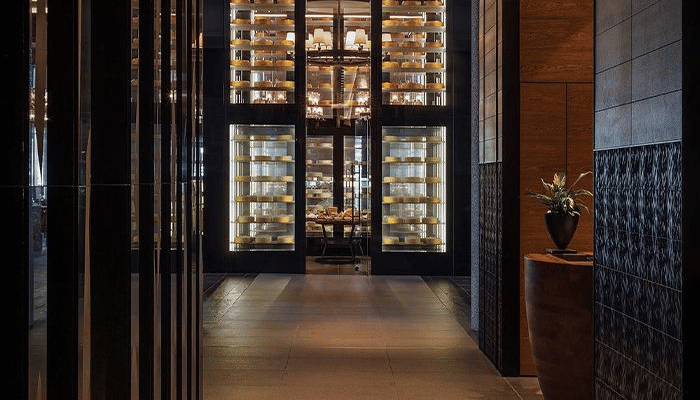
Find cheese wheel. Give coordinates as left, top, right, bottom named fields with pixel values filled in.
left=383, top=236, right=399, bottom=245
left=255, top=80, right=273, bottom=87
left=253, top=39, right=273, bottom=46
left=320, top=66, right=333, bottom=72
left=401, top=61, right=421, bottom=68
left=253, top=59, right=273, bottom=67
left=402, top=19, right=422, bottom=26
left=234, top=175, right=252, bottom=182
left=404, top=217, right=421, bottom=224
left=406, top=237, right=422, bottom=244
left=404, top=177, right=423, bottom=183
left=275, top=80, right=294, bottom=88
left=234, top=236, right=252, bottom=244
left=275, top=59, right=294, bottom=67
left=425, top=176, right=441, bottom=183
left=382, top=0, right=399, bottom=5
left=277, top=0, right=294, bottom=4
left=402, top=0, right=422, bottom=5
left=280, top=19, right=295, bottom=25
left=425, top=156, right=441, bottom=163
left=277, top=236, right=294, bottom=244
left=382, top=41, right=398, bottom=48
left=427, top=82, right=445, bottom=90
left=383, top=196, right=402, bottom=204
left=404, top=156, right=423, bottom=162
left=233, top=18, right=249, bottom=25
left=254, top=17, right=271, bottom=25
left=424, top=61, right=444, bottom=69
left=382, top=19, right=399, bottom=27
left=231, top=59, right=250, bottom=66
left=255, top=235, right=272, bottom=243
left=425, top=41, right=443, bottom=48
left=382, top=61, right=399, bottom=69
left=235, top=155, right=252, bottom=162
left=385, top=216, right=402, bottom=224
left=274, top=155, right=293, bottom=161
left=277, top=39, right=294, bottom=46
left=319, top=82, right=332, bottom=88
left=422, top=217, right=439, bottom=224
left=232, top=0, right=249, bottom=4
left=384, top=156, right=400, bottom=162
left=319, top=99, right=332, bottom=105
left=424, top=0, right=443, bottom=5
left=401, top=41, right=421, bottom=48
left=238, top=215, right=255, bottom=223
left=235, top=195, right=256, bottom=202
left=382, top=82, right=398, bottom=89
left=424, top=20, right=444, bottom=27
left=231, top=80, right=251, bottom=88
left=423, top=237, right=441, bottom=245
left=231, top=38, right=250, bottom=46
left=272, top=215, right=292, bottom=223
left=399, top=82, right=423, bottom=89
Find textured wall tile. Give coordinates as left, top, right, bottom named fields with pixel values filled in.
left=630, top=91, right=682, bottom=145
left=595, top=105, right=631, bottom=149
left=596, top=0, right=631, bottom=34
left=631, top=41, right=682, bottom=101
left=596, top=19, right=631, bottom=72
left=631, top=0, right=681, bottom=57
left=595, top=62, right=631, bottom=110
left=593, top=143, right=682, bottom=400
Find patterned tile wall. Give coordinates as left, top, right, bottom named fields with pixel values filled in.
left=593, top=142, right=682, bottom=400
left=479, top=162, right=502, bottom=370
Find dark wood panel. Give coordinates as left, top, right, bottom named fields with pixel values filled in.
left=566, top=83, right=593, bottom=253
left=519, top=0, right=593, bottom=83
left=519, top=82, right=567, bottom=375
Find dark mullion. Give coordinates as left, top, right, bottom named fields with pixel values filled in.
left=89, top=0, right=132, bottom=398
left=159, top=0, right=173, bottom=397
left=139, top=0, right=157, bottom=398
left=46, top=0, right=80, bottom=399
left=4, top=1, right=30, bottom=399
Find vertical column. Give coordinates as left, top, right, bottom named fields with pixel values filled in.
left=89, top=0, right=133, bottom=399
left=3, top=1, right=30, bottom=400
left=46, top=0, right=80, bottom=398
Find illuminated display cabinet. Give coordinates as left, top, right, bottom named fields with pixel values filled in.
left=209, top=0, right=468, bottom=274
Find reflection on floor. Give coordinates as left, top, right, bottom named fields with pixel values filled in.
left=305, top=255, right=371, bottom=275
left=203, top=274, right=543, bottom=400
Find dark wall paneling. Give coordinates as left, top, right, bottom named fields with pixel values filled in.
left=683, top=2, right=700, bottom=398
left=593, top=143, right=682, bottom=400
left=594, top=1, right=684, bottom=399
left=478, top=162, right=502, bottom=370
left=46, top=0, right=81, bottom=398
left=4, top=1, right=30, bottom=399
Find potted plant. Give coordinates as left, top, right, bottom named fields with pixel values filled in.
left=527, top=171, right=592, bottom=251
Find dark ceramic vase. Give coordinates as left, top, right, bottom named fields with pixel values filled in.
left=544, top=213, right=579, bottom=250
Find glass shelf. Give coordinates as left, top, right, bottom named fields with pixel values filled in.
left=382, top=126, right=446, bottom=252
left=230, top=124, right=296, bottom=250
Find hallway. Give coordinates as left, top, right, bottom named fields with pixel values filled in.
left=203, top=274, right=542, bottom=400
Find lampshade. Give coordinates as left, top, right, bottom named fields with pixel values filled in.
left=322, top=31, right=332, bottom=46
left=313, top=29, right=325, bottom=44
left=354, top=29, right=367, bottom=45
left=346, top=31, right=356, bottom=48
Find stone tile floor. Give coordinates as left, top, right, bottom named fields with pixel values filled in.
left=203, top=273, right=543, bottom=400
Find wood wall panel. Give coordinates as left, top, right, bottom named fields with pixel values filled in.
left=519, top=0, right=593, bottom=83
left=566, top=83, right=594, bottom=253
left=519, top=82, right=567, bottom=376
